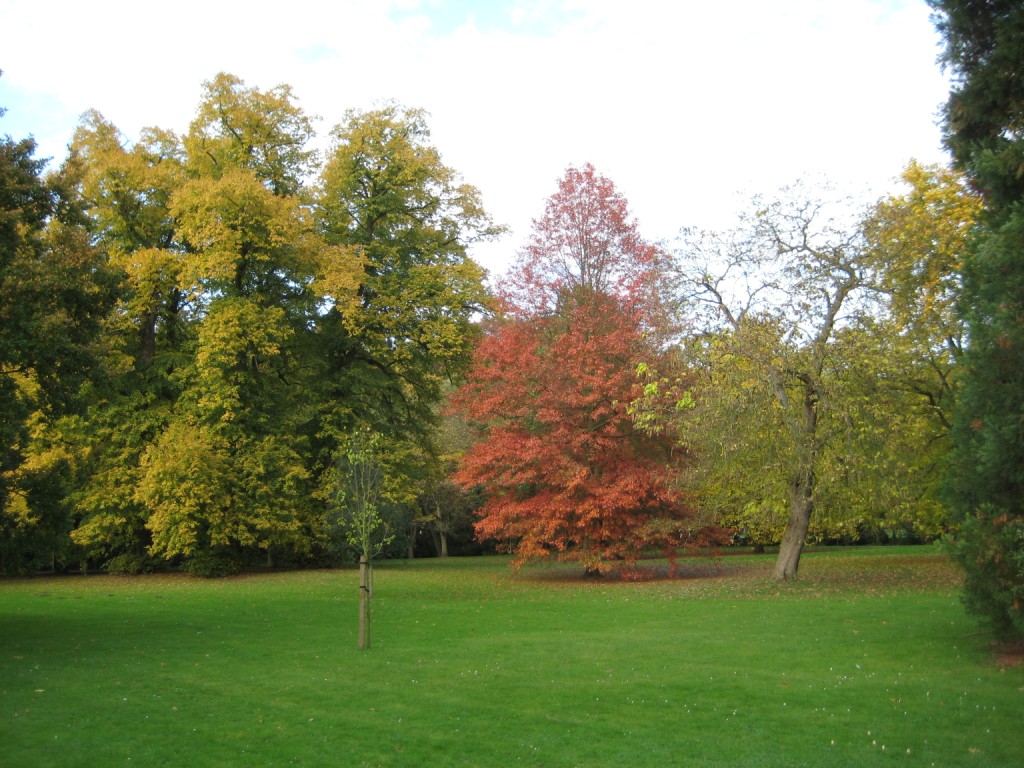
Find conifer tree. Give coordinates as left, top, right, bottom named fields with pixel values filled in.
left=929, top=0, right=1024, bottom=635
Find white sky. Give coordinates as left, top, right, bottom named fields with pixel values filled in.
left=0, top=0, right=951, bottom=279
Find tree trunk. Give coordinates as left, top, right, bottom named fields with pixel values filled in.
left=440, top=531, right=449, bottom=558
left=772, top=373, right=820, bottom=581
left=773, top=467, right=814, bottom=580
left=358, top=556, right=371, bottom=650
left=140, top=312, right=157, bottom=365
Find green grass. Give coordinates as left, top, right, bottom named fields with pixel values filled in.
left=1, top=547, right=1021, bottom=767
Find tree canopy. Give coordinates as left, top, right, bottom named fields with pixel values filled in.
left=0, top=66, right=990, bottom=584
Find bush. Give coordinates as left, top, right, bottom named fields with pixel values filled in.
left=105, top=552, right=158, bottom=575
left=185, top=551, right=241, bottom=578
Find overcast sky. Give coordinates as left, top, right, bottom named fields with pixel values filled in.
left=1, top=0, right=951, bottom=278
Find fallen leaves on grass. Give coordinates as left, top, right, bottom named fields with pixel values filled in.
left=505, top=547, right=963, bottom=608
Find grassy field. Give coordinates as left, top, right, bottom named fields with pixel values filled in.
left=1, top=546, right=1021, bottom=767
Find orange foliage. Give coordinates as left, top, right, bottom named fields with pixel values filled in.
left=451, top=165, right=723, bottom=571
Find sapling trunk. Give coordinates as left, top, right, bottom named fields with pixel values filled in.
left=358, top=556, right=371, bottom=650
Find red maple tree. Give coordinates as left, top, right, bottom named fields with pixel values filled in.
left=452, top=164, right=721, bottom=572
left=499, top=163, right=662, bottom=319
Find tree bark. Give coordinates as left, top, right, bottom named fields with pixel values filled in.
left=773, top=467, right=814, bottom=580
left=440, top=531, right=449, bottom=558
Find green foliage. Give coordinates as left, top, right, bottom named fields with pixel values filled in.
left=183, top=549, right=242, bottom=578
left=645, top=175, right=971, bottom=577
left=945, top=207, right=1024, bottom=630
left=665, top=191, right=882, bottom=577
left=138, top=419, right=311, bottom=563
left=59, top=112, right=190, bottom=563
left=184, top=72, right=317, bottom=196
left=327, top=429, right=423, bottom=561
left=930, top=1, right=1024, bottom=636
left=103, top=551, right=158, bottom=575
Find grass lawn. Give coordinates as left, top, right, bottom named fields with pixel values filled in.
left=1, top=546, right=1022, bottom=767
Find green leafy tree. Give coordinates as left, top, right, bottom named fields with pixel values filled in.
left=928, top=0, right=1024, bottom=635
left=0, top=96, right=115, bottom=572
left=416, top=476, right=478, bottom=558
left=641, top=169, right=979, bottom=576
left=675, top=189, right=876, bottom=581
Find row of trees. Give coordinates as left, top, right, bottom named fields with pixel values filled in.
left=454, top=161, right=977, bottom=581
left=1, top=73, right=500, bottom=575
left=0, top=75, right=976, bottom=580
left=458, top=0, right=1024, bottom=633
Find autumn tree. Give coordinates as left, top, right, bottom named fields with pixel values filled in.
left=313, top=104, right=501, bottom=518
left=642, top=169, right=979, bottom=578
left=929, top=0, right=1024, bottom=635
left=862, top=161, right=981, bottom=429
left=665, top=187, right=905, bottom=579
left=58, top=111, right=188, bottom=571
left=135, top=74, right=339, bottom=573
left=453, top=164, right=718, bottom=574
left=0, top=72, right=503, bottom=574
left=23, top=76, right=500, bottom=575
left=853, top=161, right=983, bottom=543
left=49, top=74, right=339, bottom=574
